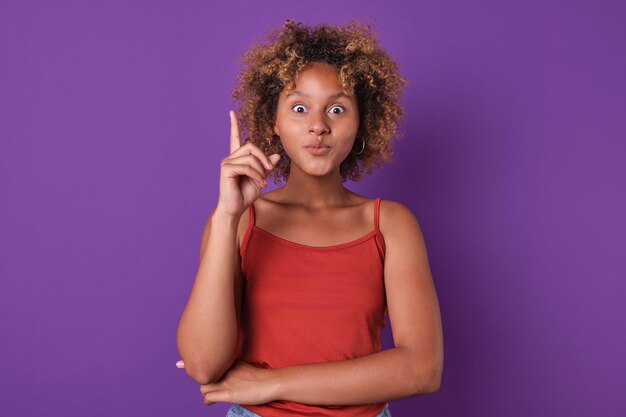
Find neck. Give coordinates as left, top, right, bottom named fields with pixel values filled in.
left=279, top=166, right=351, bottom=208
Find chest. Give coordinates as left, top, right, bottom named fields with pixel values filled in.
left=242, top=236, right=386, bottom=322
left=255, top=208, right=374, bottom=247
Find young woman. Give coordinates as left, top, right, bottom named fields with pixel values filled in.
left=176, top=20, right=444, bottom=417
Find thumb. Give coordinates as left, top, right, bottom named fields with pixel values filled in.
left=269, top=154, right=281, bottom=166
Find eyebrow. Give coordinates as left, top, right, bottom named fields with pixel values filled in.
left=286, top=90, right=350, bottom=100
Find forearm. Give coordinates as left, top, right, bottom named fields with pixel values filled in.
left=176, top=210, right=240, bottom=384
left=271, top=346, right=439, bottom=405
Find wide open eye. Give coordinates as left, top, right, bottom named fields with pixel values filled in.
left=292, top=104, right=307, bottom=113
left=329, top=105, right=345, bottom=114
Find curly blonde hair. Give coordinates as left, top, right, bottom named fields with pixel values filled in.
left=232, top=19, right=407, bottom=183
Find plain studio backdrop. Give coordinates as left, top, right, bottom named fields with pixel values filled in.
left=1, top=0, right=624, bottom=416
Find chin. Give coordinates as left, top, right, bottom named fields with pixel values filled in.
left=307, top=166, right=339, bottom=177
left=291, top=162, right=336, bottom=177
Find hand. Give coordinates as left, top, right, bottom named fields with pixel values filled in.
left=217, top=110, right=281, bottom=217
left=176, top=359, right=278, bottom=406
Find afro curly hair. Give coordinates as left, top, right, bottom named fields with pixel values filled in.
left=232, top=19, right=407, bottom=183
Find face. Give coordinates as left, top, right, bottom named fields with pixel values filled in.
left=273, top=62, right=360, bottom=178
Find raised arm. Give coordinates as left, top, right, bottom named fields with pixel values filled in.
left=176, top=111, right=280, bottom=385
left=176, top=207, right=244, bottom=385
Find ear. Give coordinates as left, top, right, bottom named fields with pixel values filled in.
left=355, top=126, right=364, bottom=140
left=273, top=120, right=280, bottom=136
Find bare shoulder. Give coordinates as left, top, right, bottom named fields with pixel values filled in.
left=378, top=198, right=429, bottom=261
left=379, top=199, right=424, bottom=241
left=244, top=187, right=283, bottom=237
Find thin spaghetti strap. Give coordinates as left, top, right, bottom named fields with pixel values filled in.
left=374, top=197, right=382, bottom=232
left=373, top=197, right=386, bottom=261
left=240, top=203, right=256, bottom=259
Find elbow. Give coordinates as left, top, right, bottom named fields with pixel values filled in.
left=182, top=361, right=225, bottom=385
left=177, top=347, right=238, bottom=385
left=410, top=344, right=444, bottom=394
left=423, top=372, right=442, bottom=393
left=189, top=373, right=216, bottom=386
left=413, top=365, right=443, bottom=394
left=183, top=365, right=211, bottom=385
left=176, top=336, right=237, bottom=385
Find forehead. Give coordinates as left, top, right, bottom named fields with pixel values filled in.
left=282, top=62, right=353, bottom=98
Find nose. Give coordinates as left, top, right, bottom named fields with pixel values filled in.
left=308, top=111, right=330, bottom=136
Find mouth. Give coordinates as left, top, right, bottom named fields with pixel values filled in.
left=304, top=146, right=331, bottom=156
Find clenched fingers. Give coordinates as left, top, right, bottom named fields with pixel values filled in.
left=221, top=163, right=266, bottom=186
left=229, top=141, right=274, bottom=171
left=223, top=154, right=268, bottom=177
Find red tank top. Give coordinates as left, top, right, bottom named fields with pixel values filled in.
left=236, top=197, right=389, bottom=417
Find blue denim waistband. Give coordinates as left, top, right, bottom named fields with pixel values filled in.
left=225, top=403, right=391, bottom=417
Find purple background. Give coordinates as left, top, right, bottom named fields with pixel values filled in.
left=1, top=0, right=624, bottom=416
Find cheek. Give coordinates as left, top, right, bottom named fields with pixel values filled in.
left=275, top=114, right=301, bottom=136
left=341, top=110, right=360, bottom=133
left=341, top=119, right=360, bottom=142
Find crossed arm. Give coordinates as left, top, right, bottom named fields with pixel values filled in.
left=179, top=201, right=444, bottom=406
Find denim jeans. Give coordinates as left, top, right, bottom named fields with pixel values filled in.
left=225, top=403, right=392, bottom=417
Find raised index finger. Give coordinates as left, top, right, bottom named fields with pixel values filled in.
left=229, top=110, right=242, bottom=154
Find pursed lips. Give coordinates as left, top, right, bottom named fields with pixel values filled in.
left=304, top=145, right=331, bottom=155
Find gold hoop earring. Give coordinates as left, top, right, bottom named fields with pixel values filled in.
left=351, top=137, right=365, bottom=155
